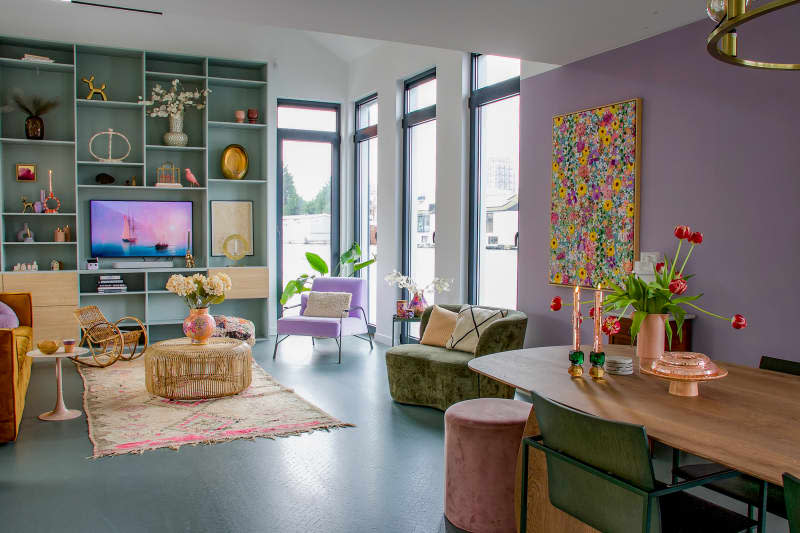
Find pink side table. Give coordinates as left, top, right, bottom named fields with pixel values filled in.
left=27, top=346, right=88, bottom=421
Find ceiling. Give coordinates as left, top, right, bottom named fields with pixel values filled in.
left=55, top=0, right=708, bottom=64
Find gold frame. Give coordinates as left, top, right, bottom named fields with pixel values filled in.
left=15, top=163, right=36, bottom=182
left=548, top=97, right=642, bottom=289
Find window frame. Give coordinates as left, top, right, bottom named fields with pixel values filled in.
left=353, top=93, right=378, bottom=327
left=276, top=98, right=341, bottom=318
left=468, top=54, right=521, bottom=304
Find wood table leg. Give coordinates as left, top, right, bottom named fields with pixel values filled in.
left=515, top=405, right=596, bottom=533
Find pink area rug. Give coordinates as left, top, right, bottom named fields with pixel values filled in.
left=77, top=358, right=352, bottom=458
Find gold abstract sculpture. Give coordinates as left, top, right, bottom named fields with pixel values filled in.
left=89, top=129, right=131, bottom=163
left=81, top=75, right=108, bottom=101
left=184, top=231, right=195, bottom=268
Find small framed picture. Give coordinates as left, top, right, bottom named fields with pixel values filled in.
left=396, top=300, right=408, bottom=317
left=16, top=163, right=36, bottom=182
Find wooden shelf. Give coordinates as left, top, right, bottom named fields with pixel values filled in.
left=207, top=76, right=266, bottom=88
left=0, top=57, right=74, bottom=72
left=208, top=179, right=266, bottom=184
left=4, top=241, right=76, bottom=245
left=80, top=291, right=146, bottom=297
left=77, top=99, right=143, bottom=109
left=78, top=268, right=207, bottom=274
left=78, top=160, right=144, bottom=167
left=208, top=121, right=266, bottom=130
left=146, top=145, right=206, bottom=152
left=0, top=138, right=74, bottom=146
left=2, top=212, right=77, bottom=216
left=145, top=71, right=206, bottom=82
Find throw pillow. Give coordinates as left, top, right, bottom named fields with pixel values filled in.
left=446, top=305, right=508, bottom=353
left=303, top=291, right=352, bottom=318
left=0, top=301, right=19, bottom=329
left=420, top=305, right=458, bottom=348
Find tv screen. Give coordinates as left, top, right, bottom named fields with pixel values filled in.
left=90, top=200, right=193, bottom=258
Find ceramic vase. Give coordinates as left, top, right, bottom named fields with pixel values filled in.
left=16, top=223, right=34, bottom=242
left=637, top=313, right=667, bottom=371
left=183, top=307, right=216, bottom=344
left=163, top=112, right=189, bottom=147
left=247, top=108, right=258, bottom=124
left=409, top=292, right=427, bottom=317
left=25, top=115, right=44, bottom=140
left=234, top=110, right=245, bottom=123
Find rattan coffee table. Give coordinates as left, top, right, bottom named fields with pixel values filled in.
left=144, top=337, right=252, bottom=400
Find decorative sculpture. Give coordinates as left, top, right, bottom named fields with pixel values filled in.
left=89, top=129, right=131, bottom=163
left=184, top=231, right=195, bottom=268
left=21, top=196, right=34, bottom=213
left=156, top=161, right=181, bottom=188
left=43, top=170, right=60, bottom=213
left=81, top=75, right=108, bottom=101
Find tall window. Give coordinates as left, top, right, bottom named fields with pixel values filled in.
left=277, top=100, right=340, bottom=314
left=403, top=69, right=437, bottom=338
left=469, top=54, right=520, bottom=308
left=354, top=94, right=378, bottom=325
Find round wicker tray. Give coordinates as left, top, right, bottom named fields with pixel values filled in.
left=144, top=337, right=252, bottom=400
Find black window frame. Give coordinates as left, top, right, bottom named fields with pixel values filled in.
left=402, top=68, right=436, bottom=342
left=276, top=98, right=341, bottom=318
left=468, top=54, right=521, bottom=304
left=353, top=92, right=378, bottom=327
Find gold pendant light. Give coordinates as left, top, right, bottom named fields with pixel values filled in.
left=706, top=0, right=800, bottom=70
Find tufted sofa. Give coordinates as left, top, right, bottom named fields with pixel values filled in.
left=385, top=304, right=528, bottom=411
left=0, top=293, right=33, bottom=442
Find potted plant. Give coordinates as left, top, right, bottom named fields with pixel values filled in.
left=166, top=273, right=232, bottom=344
left=143, top=79, right=209, bottom=147
left=3, top=92, right=59, bottom=140
left=384, top=271, right=452, bottom=317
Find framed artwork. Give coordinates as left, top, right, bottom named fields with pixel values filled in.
left=210, top=200, right=254, bottom=257
left=16, top=163, right=36, bottom=182
left=549, top=98, right=641, bottom=289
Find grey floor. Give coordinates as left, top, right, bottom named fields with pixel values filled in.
left=0, top=336, right=789, bottom=533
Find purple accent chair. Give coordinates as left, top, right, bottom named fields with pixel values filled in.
left=274, top=277, right=373, bottom=364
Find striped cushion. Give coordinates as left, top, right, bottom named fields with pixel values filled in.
left=446, top=305, right=508, bottom=353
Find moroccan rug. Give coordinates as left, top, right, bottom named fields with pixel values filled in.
left=77, top=358, right=352, bottom=458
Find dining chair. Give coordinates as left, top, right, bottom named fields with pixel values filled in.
left=673, top=355, right=800, bottom=532
left=520, top=391, right=756, bottom=533
left=785, top=473, right=799, bottom=533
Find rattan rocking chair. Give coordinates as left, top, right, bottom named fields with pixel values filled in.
left=71, top=305, right=148, bottom=367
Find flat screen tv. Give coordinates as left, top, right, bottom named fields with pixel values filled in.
left=90, top=200, right=193, bottom=258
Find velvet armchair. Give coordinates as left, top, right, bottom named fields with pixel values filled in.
left=0, top=293, right=34, bottom=442
left=274, top=277, right=373, bottom=364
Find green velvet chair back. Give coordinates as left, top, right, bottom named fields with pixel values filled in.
left=785, top=473, right=800, bottom=533
left=531, top=391, right=661, bottom=533
left=760, top=356, right=800, bottom=376
left=419, top=304, right=528, bottom=357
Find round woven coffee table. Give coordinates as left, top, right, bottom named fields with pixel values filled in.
left=144, top=337, right=252, bottom=400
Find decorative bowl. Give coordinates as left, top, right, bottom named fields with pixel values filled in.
left=37, top=340, right=59, bottom=355
left=640, top=352, right=728, bottom=397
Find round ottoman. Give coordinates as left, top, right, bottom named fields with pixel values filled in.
left=445, top=398, right=531, bottom=533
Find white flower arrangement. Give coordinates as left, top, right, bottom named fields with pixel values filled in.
left=384, top=270, right=452, bottom=295
left=166, top=273, right=232, bottom=309
left=142, top=79, right=209, bottom=118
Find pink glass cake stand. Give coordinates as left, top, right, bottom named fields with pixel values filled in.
left=27, top=346, right=88, bottom=421
left=639, top=351, right=728, bottom=397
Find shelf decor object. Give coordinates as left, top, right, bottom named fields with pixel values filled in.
left=211, top=201, right=253, bottom=257
left=15, top=163, right=36, bottom=182
left=706, top=0, right=800, bottom=70
left=43, top=170, right=60, bottom=213
left=155, top=161, right=181, bottom=188
left=220, top=144, right=248, bottom=179
left=144, top=79, right=209, bottom=147
left=72, top=305, right=148, bottom=368
left=89, top=128, right=131, bottom=163
left=165, top=272, right=232, bottom=344
left=5, top=91, right=60, bottom=140
left=639, top=351, right=728, bottom=397
left=222, top=234, right=249, bottom=263
left=81, top=75, right=108, bottom=101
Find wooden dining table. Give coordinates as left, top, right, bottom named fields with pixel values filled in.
left=468, top=344, right=800, bottom=532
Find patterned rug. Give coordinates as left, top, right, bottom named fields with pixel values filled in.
left=78, top=358, right=352, bottom=458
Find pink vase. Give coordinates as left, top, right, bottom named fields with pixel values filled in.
left=637, top=313, right=667, bottom=371
left=234, top=110, right=245, bottom=123
left=409, top=292, right=427, bottom=317
left=183, top=307, right=216, bottom=344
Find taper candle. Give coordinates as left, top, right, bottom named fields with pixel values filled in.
left=593, top=284, right=603, bottom=352
left=572, top=285, right=581, bottom=350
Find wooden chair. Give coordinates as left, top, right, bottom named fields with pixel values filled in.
left=72, top=305, right=147, bottom=367
left=674, top=356, right=800, bottom=532
left=784, top=473, right=799, bottom=533
left=521, top=391, right=756, bottom=533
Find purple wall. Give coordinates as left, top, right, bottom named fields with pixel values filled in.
left=518, top=15, right=800, bottom=365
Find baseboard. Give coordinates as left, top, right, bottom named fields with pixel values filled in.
left=374, top=333, right=391, bottom=346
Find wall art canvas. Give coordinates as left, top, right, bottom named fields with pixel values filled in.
left=549, top=98, right=641, bottom=288
left=16, top=163, right=36, bottom=182
left=211, top=201, right=254, bottom=257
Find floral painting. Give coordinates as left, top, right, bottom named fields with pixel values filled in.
left=549, top=98, right=641, bottom=288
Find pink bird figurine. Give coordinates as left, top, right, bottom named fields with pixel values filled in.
left=184, top=168, right=200, bottom=187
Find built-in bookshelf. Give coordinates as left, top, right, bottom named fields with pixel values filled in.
left=0, top=37, right=269, bottom=342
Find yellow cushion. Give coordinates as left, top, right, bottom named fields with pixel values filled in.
left=420, top=305, right=458, bottom=348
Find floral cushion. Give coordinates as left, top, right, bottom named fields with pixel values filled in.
left=212, top=315, right=255, bottom=346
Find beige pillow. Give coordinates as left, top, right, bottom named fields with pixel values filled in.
left=446, top=305, right=509, bottom=353
left=303, top=291, right=352, bottom=318
left=420, top=305, right=458, bottom=347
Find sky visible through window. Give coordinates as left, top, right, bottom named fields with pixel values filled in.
left=278, top=106, right=336, bottom=200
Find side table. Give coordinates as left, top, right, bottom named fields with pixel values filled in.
left=27, top=346, right=89, bottom=421
left=391, top=314, right=422, bottom=346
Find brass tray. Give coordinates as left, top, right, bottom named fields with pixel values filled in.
left=220, top=144, right=249, bottom=180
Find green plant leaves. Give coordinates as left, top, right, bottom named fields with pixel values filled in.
left=630, top=310, right=647, bottom=342
left=353, top=258, right=375, bottom=272
left=305, top=252, right=329, bottom=275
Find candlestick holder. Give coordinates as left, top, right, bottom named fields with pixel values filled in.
left=589, top=350, right=605, bottom=379
left=568, top=349, right=584, bottom=377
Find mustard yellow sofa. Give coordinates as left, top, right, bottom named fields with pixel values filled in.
left=0, top=293, right=33, bottom=442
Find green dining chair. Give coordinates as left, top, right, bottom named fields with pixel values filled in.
left=785, top=473, right=800, bottom=533
left=674, top=356, right=800, bottom=532
left=521, top=391, right=756, bottom=533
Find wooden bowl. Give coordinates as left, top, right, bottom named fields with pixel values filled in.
left=37, top=340, right=59, bottom=355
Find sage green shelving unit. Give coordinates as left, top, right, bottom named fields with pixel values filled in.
left=0, top=37, right=268, bottom=343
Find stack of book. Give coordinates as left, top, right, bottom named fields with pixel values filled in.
left=97, top=275, right=127, bottom=294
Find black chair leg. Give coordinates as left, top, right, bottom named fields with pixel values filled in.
left=273, top=335, right=288, bottom=360
left=757, top=481, right=767, bottom=533
left=312, top=337, right=315, bottom=347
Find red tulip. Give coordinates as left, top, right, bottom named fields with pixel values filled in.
left=589, top=306, right=596, bottom=318
left=674, top=225, right=691, bottom=240
left=688, top=231, right=703, bottom=245
left=731, top=314, right=747, bottom=329
left=609, top=320, right=621, bottom=335
left=655, top=262, right=665, bottom=274
left=602, top=316, right=620, bottom=335
left=550, top=296, right=562, bottom=311
left=669, top=277, right=688, bottom=295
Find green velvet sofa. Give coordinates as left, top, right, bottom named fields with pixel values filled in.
left=385, top=304, right=528, bottom=411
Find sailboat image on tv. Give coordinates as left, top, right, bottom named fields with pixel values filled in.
left=121, top=212, right=137, bottom=244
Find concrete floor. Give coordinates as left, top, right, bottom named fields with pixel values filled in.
left=1, top=336, right=789, bottom=533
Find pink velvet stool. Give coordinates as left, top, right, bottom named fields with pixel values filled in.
left=444, top=398, right=531, bottom=533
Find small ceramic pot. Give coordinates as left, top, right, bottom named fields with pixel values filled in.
left=62, top=339, right=76, bottom=353
left=234, top=110, right=245, bottom=123
left=247, top=108, right=258, bottom=124
left=183, top=307, right=216, bottom=345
